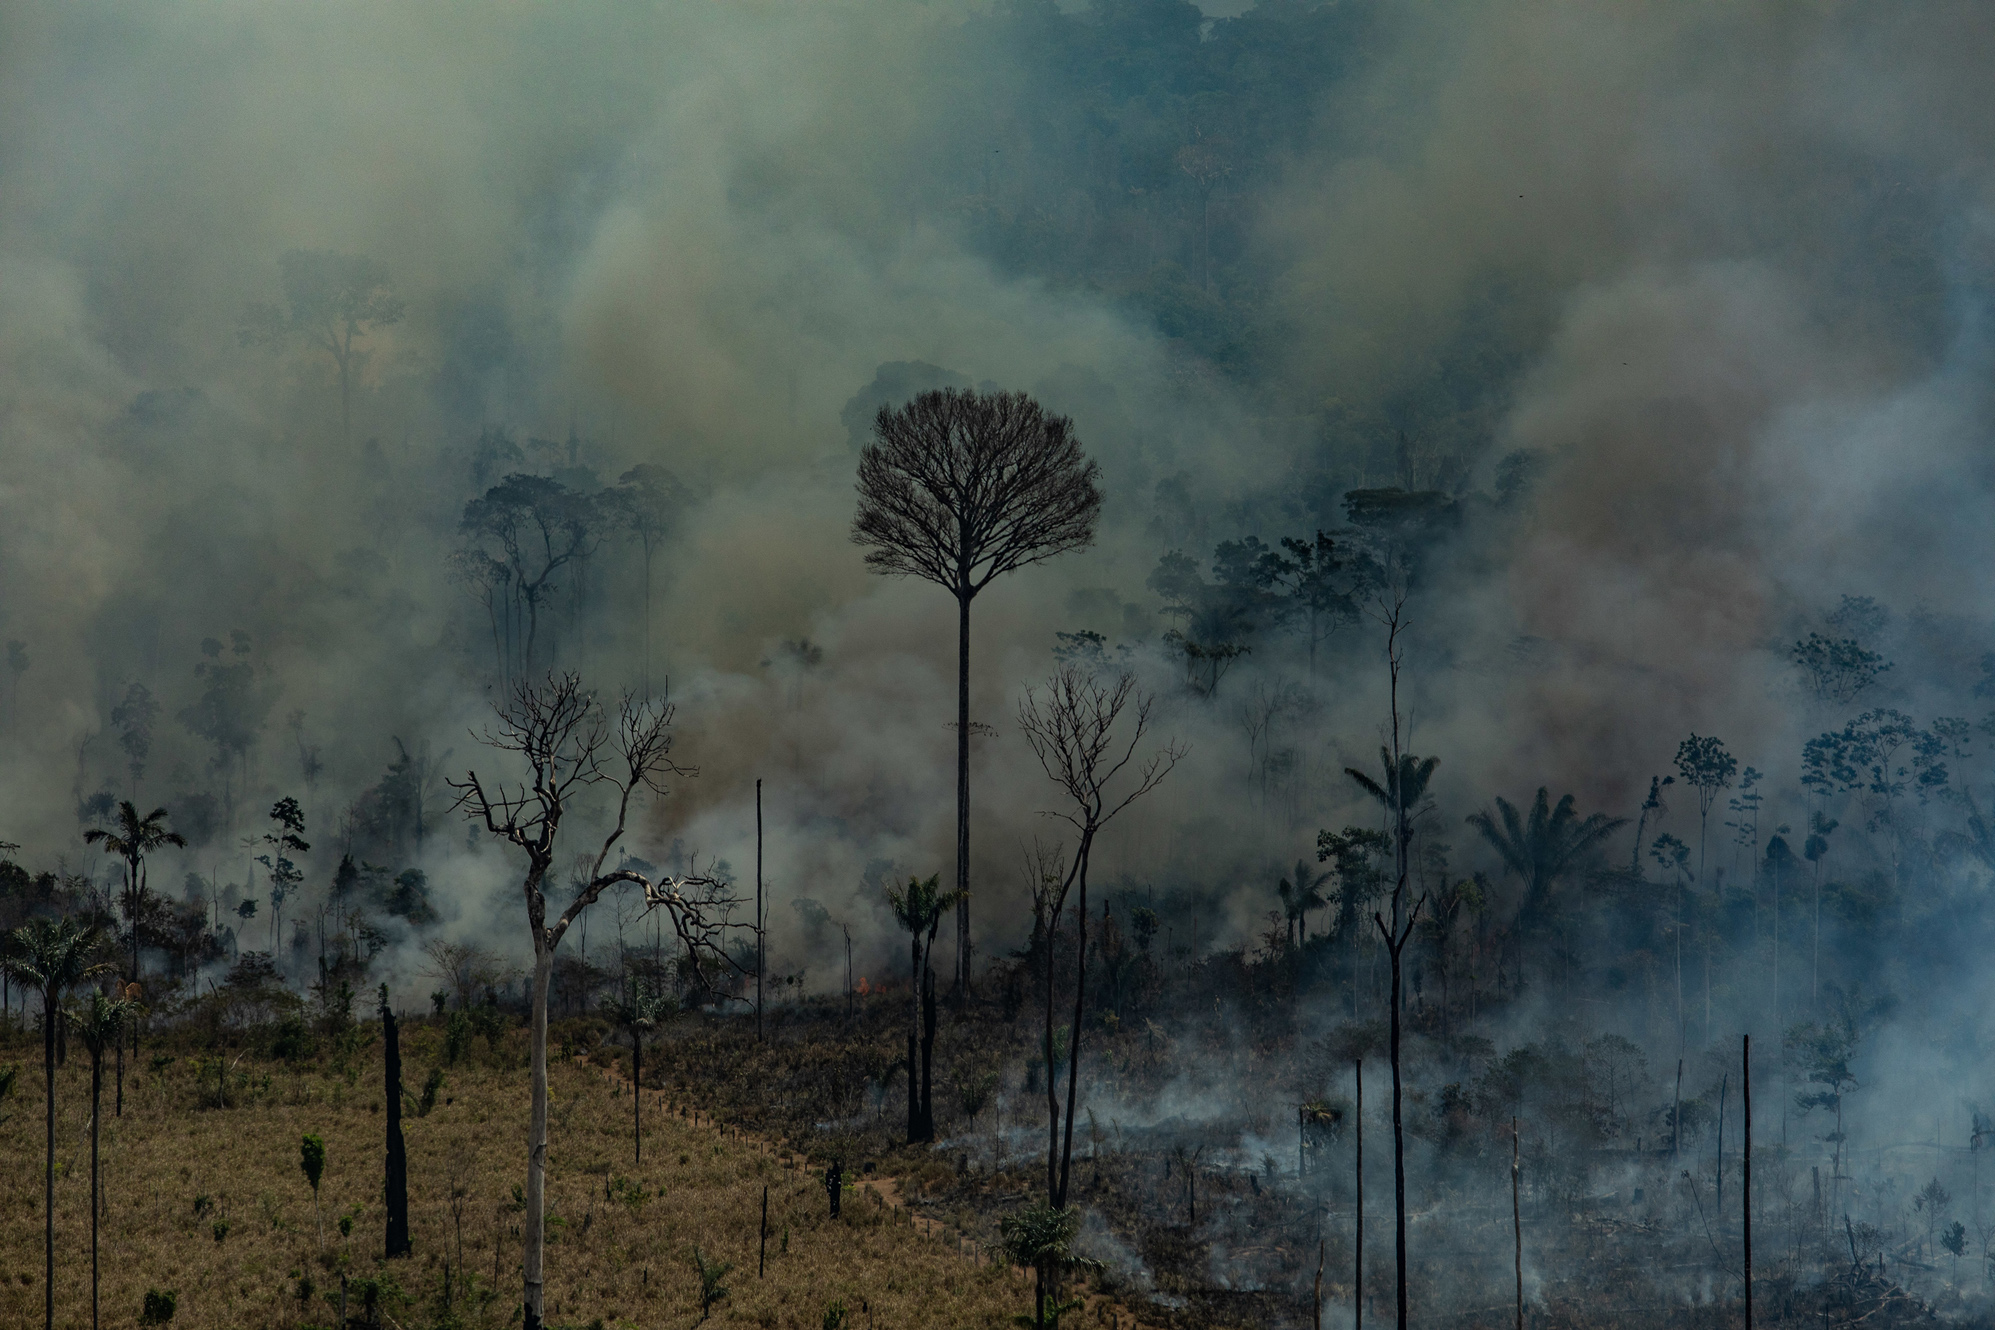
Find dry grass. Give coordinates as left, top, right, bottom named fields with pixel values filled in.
left=0, top=1020, right=1032, bottom=1330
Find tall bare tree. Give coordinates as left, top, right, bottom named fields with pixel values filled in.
left=1018, top=665, right=1184, bottom=1209
left=1368, top=591, right=1425, bottom=1330
left=854, top=388, right=1103, bottom=998
left=450, top=672, right=736, bottom=1330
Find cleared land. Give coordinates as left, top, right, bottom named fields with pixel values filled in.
left=0, top=1018, right=1029, bottom=1330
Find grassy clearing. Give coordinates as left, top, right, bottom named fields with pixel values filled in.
left=0, top=1019, right=1032, bottom=1330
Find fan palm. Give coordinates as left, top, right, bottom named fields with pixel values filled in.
left=4, top=916, right=112, bottom=1330
left=1466, top=788, right=1627, bottom=928
left=68, top=989, right=138, bottom=1330
left=604, top=974, right=673, bottom=1163
left=887, top=873, right=960, bottom=1143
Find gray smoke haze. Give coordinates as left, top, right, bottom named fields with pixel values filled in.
left=3, top=0, right=1995, bottom=1017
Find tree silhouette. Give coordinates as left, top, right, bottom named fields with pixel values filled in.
left=1018, top=665, right=1183, bottom=1210
left=602, top=464, right=686, bottom=698
left=449, top=671, right=736, bottom=1330
left=459, top=475, right=599, bottom=682
left=240, top=249, right=404, bottom=444
left=1673, top=734, right=1737, bottom=886
left=604, top=973, right=673, bottom=1162
left=177, top=632, right=269, bottom=829
left=82, top=803, right=185, bottom=1007
left=886, top=873, right=959, bottom=1143
left=1278, top=857, right=1332, bottom=948
left=110, top=684, right=159, bottom=796
left=1468, top=788, right=1626, bottom=937
left=853, top=387, right=1102, bottom=999
left=3, top=915, right=111, bottom=1330
left=68, top=988, right=138, bottom=1330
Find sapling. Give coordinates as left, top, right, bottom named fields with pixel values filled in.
left=300, top=1133, right=326, bottom=1248
left=691, top=1245, right=732, bottom=1322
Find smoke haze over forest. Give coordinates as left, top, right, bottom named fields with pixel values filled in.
left=8, top=5, right=1995, bottom=1316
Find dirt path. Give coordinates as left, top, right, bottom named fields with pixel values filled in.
left=576, top=1053, right=1162, bottom=1329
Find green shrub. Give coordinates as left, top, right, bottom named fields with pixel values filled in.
left=270, top=1012, right=318, bottom=1061
left=140, top=1287, right=177, bottom=1323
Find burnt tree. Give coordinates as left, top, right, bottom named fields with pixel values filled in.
left=1018, top=664, right=1183, bottom=1207
left=450, top=672, right=736, bottom=1330
left=381, top=987, right=411, bottom=1259
left=853, top=388, right=1102, bottom=999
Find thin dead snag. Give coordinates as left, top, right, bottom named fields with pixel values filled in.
left=450, top=671, right=738, bottom=1330
left=1018, top=663, right=1185, bottom=1210
left=1368, top=587, right=1425, bottom=1330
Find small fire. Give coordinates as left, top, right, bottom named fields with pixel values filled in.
left=855, top=976, right=870, bottom=996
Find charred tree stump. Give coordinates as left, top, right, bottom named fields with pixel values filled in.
left=382, top=990, right=411, bottom=1259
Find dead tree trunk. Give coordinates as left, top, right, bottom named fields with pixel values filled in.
left=1355, top=1059, right=1364, bottom=1330
left=383, top=996, right=411, bottom=1259
left=1744, top=1034, right=1753, bottom=1330
left=1512, top=1118, right=1523, bottom=1330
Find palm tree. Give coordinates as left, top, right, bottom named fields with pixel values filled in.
left=998, top=1202, right=1103, bottom=1330
left=1347, top=747, right=1440, bottom=825
left=4, top=916, right=112, bottom=1330
left=1466, top=788, right=1627, bottom=930
left=1281, top=858, right=1333, bottom=945
left=83, top=802, right=182, bottom=1117
left=886, top=873, right=960, bottom=1143
left=68, top=989, right=137, bottom=1330
left=604, top=974, right=673, bottom=1163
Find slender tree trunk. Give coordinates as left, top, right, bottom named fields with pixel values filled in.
left=1056, top=838, right=1093, bottom=1207
left=525, top=941, right=552, bottom=1330
left=1743, top=1034, right=1753, bottom=1330
left=1673, top=1060, right=1683, bottom=1162
left=1717, top=1073, right=1727, bottom=1233
left=1388, top=932, right=1409, bottom=1330
left=907, top=934, right=922, bottom=1145
left=1512, top=1117, right=1522, bottom=1330
left=756, top=779, right=764, bottom=1042
left=92, top=1048, right=102, bottom=1330
left=43, top=992, right=55, bottom=1330
left=384, top=1004, right=411, bottom=1259
left=955, top=590, right=972, bottom=1001
left=1354, top=1059, right=1363, bottom=1330
left=920, top=965, right=936, bottom=1139
left=1044, top=906, right=1060, bottom=1204
left=633, top=1033, right=642, bottom=1164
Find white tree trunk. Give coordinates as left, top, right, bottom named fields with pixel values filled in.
left=525, top=942, right=552, bottom=1329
